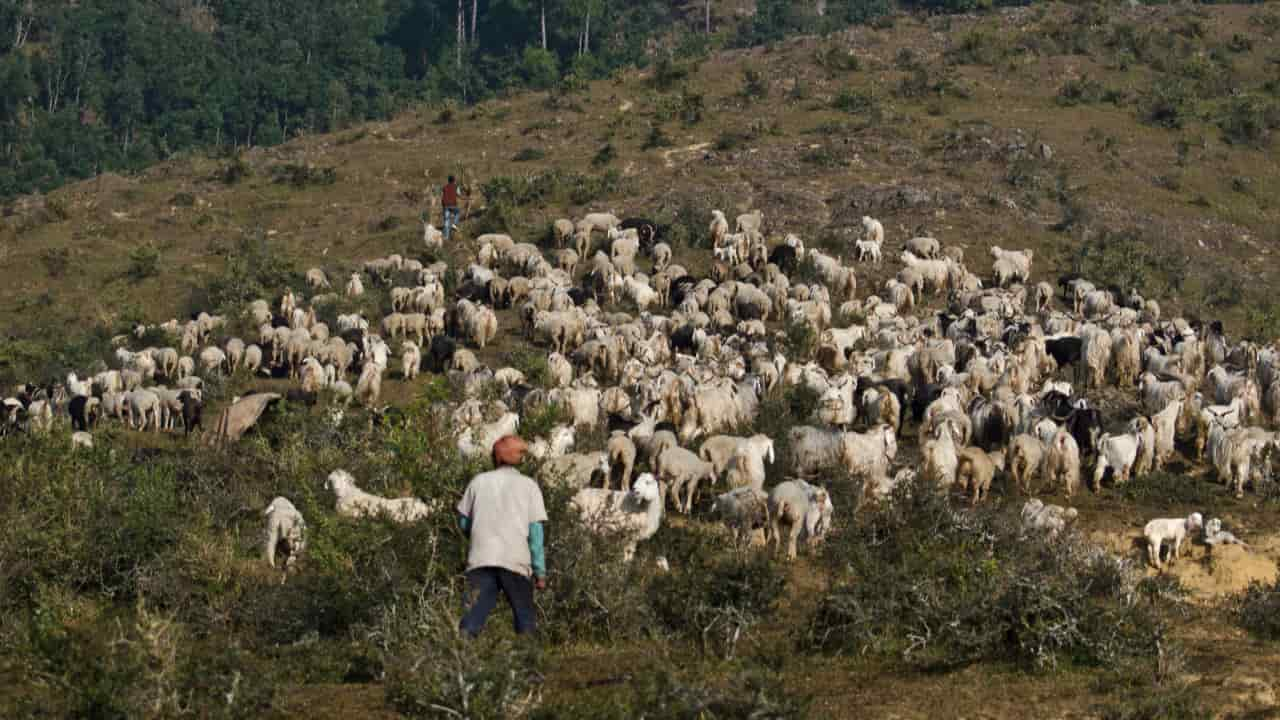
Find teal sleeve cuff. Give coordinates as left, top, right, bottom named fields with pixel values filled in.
left=528, top=522, right=546, bottom=577
left=458, top=515, right=470, bottom=534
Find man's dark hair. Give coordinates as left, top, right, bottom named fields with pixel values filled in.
left=448, top=175, right=455, bottom=183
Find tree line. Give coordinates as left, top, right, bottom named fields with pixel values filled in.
left=0, top=0, right=999, bottom=200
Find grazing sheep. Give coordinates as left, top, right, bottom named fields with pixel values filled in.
left=861, top=215, right=884, bottom=245
left=346, top=272, right=365, bottom=297
left=263, top=496, right=307, bottom=574
left=655, top=446, right=716, bottom=514
left=1150, top=399, right=1182, bottom=471
left=306, top=268, right=330, bottom=290
left=571, top=473, right=663, bottom=561
left=699, top=435, right=749, bottom=479
left=922, top=423, right=960, bottom=489
left=606, top=432, right=638, bottom=490
left=1043, top=429, right=1081, bottom=497
left=722, top=434, right=775, bottom=493
left=767, top=480, right=833, bottom=561
left=1130, top=416, right=1156, bottom=477
left=1093, top=431, right=1142, bottom=491
left=401, top=341, right=421, bottom=380
left=541, top=451, right=610, bottom=489
left=457, top=412, right=521, bottom=459
left=71, top=431, right=94, bottom=450
left=325, top=469, right=431, bottom=523
left=905, top=236, right=939, bottom=259
left=956, top=446, right=999, bottom=505
left=710, top=210, right=729, bottom=248
left=712, top=487, right=770, bottom=546
left=1144, top=512, right=1203, bottom=569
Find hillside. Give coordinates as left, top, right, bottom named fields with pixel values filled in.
left=3, top=3, right=1280, bottom=718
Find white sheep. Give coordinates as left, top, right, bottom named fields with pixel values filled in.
left=1093, top=431, right=1142, bottom=492
left=861, top=215, right=884, bottom=245
left=401, top=341, right=421, bottom=380
left=71, top=431, right=94, bottom=450
left=722, top=434, right=775, bottom=493
left=1144, top=512, right=1203, bottom=569
left=325, top=469, right=431, bottom=524
left=1043, top=429, right=1081, bottom=497
left=1020, top=498, right=1078, bottom=538
left=655, top=445, right=716, bottom=514
left=712, top=486, right=770, bottom=546
left=541, top=451, right=609, bottom=489
left=1202, top=517, right=1247, bottom=547
left=346, top=272, right=365, bottom=297
left=263, top=496, right=307, bottom=573
left=571, top=473, right=663, bottom=561
left=457, top=412, right=520, bottom=458
left=767, top=480, right=833, bottom=561
left=306, top=268, right=330, bottom=290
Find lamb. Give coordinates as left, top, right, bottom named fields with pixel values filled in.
left=655, top=445, right=716, bottom=514
left=325, top=470, right=431, bottom=524
left=401, top=341, right=421, bottom=380
left=855, top=238, right=882, bottom=264
left=422, top=221, right=444, bottom=249
left=767, top=480, right=833, bottom=561
left=1143, top=512, right=1203, bottom=569
left=1043, top=429, right=1081, bottom=497
left=571, top=473, right=663, bottom=561
left=1093, top=431, right=1142, bottom=491
left=71, top=431, right=94, bottom=450
left=263, top=496, right=307, bottom=574
left=346, top=272, right=365, bottom=297
left=712, top=487, right=770, bottom=547
left=1020, top=498, right=1078, bottom=538
left=1202, top=517, right=1247, bottom=547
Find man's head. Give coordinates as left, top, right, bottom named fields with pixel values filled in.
left=448, top=175, right=455, bottom=184
left=492, top=434, right=528, bottom=467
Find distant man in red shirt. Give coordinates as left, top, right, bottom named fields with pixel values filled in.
left=442, top=175, right=460, bottom=241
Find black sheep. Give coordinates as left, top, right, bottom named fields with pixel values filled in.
left=428, top=335, right=457, bottom=373
left=179, top=390, right=204, bottom=435
left=1045, top=337, right=1083, bottom=368
left=767, top=245, right=798, bottom=273
left=619, top=218, right=659, bottom=252
left=1066, top=406, right=1103, bottom=457
left=69, top=395, right=98, bottom=432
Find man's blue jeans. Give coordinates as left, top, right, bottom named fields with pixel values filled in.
left=459, top=567, right=536, bottom=637
left=443, top=206, right=460, bottom=241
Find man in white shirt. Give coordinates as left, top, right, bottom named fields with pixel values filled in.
left=456, top=435, right=548, bottom=637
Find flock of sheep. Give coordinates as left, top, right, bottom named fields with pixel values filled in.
left=4, top=202, right=1272, bottom=575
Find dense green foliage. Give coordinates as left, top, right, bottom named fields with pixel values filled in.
left=0, top=0, right=906, bottom=200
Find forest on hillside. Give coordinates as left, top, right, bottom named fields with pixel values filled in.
left=0, top=0, right=1050, bottom=200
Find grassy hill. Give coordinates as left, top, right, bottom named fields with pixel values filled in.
left=3, top=3, right=1280, bottom=717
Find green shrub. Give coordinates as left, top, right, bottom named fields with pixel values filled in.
left=534, top=669, right=811, bottom=719
left=270, top=163, right=337, bottom=188
left=642, top=123, right=673, bottom=149
left=832, top=88, right=879, bottom=115
left=1235, top=579, right=1280, bottom=641
left=807, top=477, right=1170, bottom=672
left=592, top=143, right=617, bottom=167
left=649, top=547, right=787, bottom=659
left=948, top=29, right=1011, bottom=66
left=1217, top=94, right=1277, bottom=147
left=125, top=244, right=160, bottom=282
left=1058, top=76, right=1105, bottom=106
left=739, top=67, right=770, bottom=101
left=512, top=147, right=546, bottom=161
left=520, top=46, right=560, bottom=90
left=38, top=248, right=71, bottom=278
left=652, top=56, right=692, bottom=91
left=1140, top=78, right=1195, bottom=129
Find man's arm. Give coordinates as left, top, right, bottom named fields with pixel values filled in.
left=528, top=521, right=546, bottom=581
